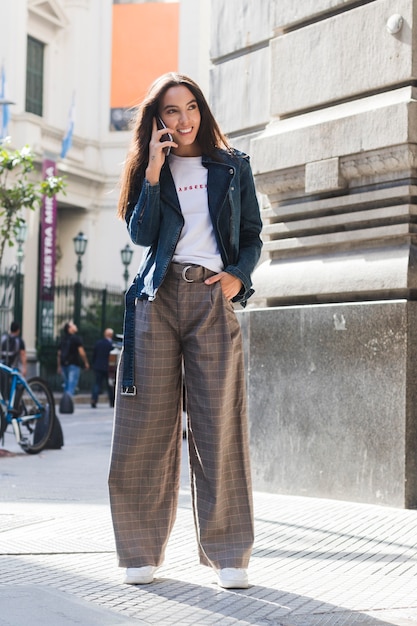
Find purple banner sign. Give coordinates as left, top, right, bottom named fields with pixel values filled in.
left=39, top=159, right=57, bottom=340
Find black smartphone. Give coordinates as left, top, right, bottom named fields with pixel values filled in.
left=157, top=117, right=173, bottom=156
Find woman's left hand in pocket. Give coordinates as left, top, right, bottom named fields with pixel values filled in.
left=205, top=272, right=242, bottom=300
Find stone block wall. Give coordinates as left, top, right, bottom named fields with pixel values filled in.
left=239, top=301, right=417, bottom=508
left=210, top=0, right=417, bottom=507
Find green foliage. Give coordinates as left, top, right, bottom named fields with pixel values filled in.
left=0, top=140, right=66, bottom=269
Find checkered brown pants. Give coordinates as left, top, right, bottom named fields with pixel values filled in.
left=108, top=263, right=254, bottom=569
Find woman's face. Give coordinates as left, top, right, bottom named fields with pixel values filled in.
left=159, top=85, right=201, bottom=157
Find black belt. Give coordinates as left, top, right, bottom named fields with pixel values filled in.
left=169, top=263, right=217, bottom=283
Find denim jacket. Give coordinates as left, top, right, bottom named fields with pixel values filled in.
left=121, top=148, right=263, bottom=393
left=126, top=148, right=263, bottom=305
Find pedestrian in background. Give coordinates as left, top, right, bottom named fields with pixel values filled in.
left=91, top=328, right=114, bottom=408
left=57, top=321, right=89, bottom=396
left=0, top=321, right=27, bottom=400
left=108, top=73, right=263, bottom=589
left=1, top=321, right=27, bottom=376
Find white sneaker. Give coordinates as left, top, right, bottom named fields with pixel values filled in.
left=124, top=566, right=156, bottom=585
left=216, top=568, right=249, bottom=589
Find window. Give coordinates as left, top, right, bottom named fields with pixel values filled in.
left=26, top=36, right=44, bottom=116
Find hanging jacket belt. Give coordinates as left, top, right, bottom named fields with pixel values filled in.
left=121, top=281, right=137, bottom=396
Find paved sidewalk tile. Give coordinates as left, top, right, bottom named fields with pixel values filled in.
left=0, top=586, right=143, bottom=625
left=1, top=494, right=417, bottom=625
left=1, top=406, right=417, bottom=625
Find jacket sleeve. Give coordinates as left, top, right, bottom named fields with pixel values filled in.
left=126, top=179, right=162, bottom=247
left=224, top=156, right=263, bottom=305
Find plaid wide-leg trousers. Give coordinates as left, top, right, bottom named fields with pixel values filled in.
left=108, top=263, right=254, bottom=569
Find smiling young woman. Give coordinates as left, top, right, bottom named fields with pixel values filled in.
left=109, top=72, right=263, bottom=590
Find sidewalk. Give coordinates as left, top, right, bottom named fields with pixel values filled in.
left=1, top=404, right=417, bottom=625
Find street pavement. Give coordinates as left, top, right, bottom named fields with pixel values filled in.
left=1, top=403, right=417, bottom=625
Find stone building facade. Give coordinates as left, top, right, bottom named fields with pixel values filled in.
left=0, top=0, right=209, bottom=363
left=209, top=0, right=417, bottom=508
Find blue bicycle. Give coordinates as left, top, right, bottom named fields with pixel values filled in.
left=0, top=362, right=56, bottom=454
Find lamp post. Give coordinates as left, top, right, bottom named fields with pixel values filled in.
left=13, top=221, right=28, bottom=327
left=72, top=232, right=88, bottom=327
left=73, top=231, right=88, bottom=282
left=120, top=243, right=133, bottom=290
left=16, top=221, right=28, bottom=274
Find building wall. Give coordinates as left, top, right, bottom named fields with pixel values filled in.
left=178, top=0, right=210, bottom=96
left=209, top=0, right=274, bottom=155
left=209, top=0, right=417, bottom=507
left=110, top=2, right=180, bottom=129
left=0, top=0, right=210, bottom=356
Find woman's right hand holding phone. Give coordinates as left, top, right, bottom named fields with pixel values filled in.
left=145, top=117, right=176, bottom=186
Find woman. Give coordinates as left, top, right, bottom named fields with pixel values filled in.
left=108, top=73, right=263, bottom=589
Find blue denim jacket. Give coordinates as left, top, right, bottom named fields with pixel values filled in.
left=126, top=148, right=263, bottom=304
left=121, top=148, right=263, bottom=393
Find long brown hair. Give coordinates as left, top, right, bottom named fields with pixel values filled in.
left=117, top=73, right=230, bottom=220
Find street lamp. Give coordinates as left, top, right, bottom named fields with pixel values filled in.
left=16, top=221, right=28, bottom=274
left=73, top=231, right=88, bottom=283
left=72, top=232, right=87, bottom=328
left=120, top=243, right=133, bottom=290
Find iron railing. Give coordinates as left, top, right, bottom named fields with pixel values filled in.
left=37, top=280, right=125, bottom=391
left=0, top=273, right=126, bottom=392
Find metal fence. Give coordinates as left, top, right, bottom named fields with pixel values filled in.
left=0, top=274, right=125, bottom=392
left=38, top=281, right=125, bottom=392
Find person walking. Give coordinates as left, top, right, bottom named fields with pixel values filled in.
left=91, top=328, right=114, bottom=408
left=108, top=73, right=263, bottom=589
left=1, top=321, right=27, bottom=376
left=57, top=321, right=89, bottom=396
left=0, top=321, right=27, bottom=400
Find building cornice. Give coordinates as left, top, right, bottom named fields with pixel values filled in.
left=28, top=0, right=70, bottom=29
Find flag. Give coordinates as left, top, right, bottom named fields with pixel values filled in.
left=60, top=93, right=75, bottom=158
left=0, top=65, right=10, bottom=139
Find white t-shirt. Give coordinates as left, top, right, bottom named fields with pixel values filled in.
left=168, top=154, right=223, bottom=273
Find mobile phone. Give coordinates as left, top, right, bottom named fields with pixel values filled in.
left=157, top=117, right=173, bottom=156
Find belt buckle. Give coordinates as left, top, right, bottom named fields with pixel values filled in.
left=181, top=265, right=194, bottom=283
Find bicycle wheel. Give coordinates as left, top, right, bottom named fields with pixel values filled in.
left=14, top=376, right=56, bottom=454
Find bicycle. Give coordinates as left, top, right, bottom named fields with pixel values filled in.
left=0, top=362, right=56, bottom=454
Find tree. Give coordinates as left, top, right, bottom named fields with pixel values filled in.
left=0, top=141, right=66, bottom=270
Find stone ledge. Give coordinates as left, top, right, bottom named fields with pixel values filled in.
left=251, top=244, right=417, bottom=305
